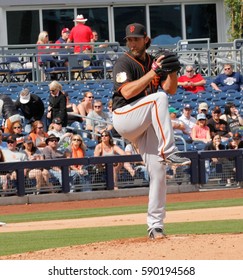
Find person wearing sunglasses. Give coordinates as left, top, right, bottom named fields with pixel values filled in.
left=10, top=120, right=25, bottom=151
left=177, top=65, right=206, bottom=93
left=68, top=134, right=89, bottom=192
left=42, top=134, right=65, bottom=189
left=94, top=131, right=135, bottom=190
left=29, top=120, right=49, bottom=150
left=86, top=100, right=113, bottom=138
left=211, top=63, right=243, bottom=92
left=77, top=91, right=94, bottom=121
left=47, top=80, right=68, bottom=127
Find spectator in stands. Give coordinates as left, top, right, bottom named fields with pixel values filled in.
left=125, top=142, right=148, bottom=182
left=0, top=94, right=22, bottom=134
left=2, top=135, right=28, bottom=166
left=191, top=113, right=211, bottom=143
left=220, top=102, right=243, bottom=133
left=77, top=91, right=94, bottom=121
left=36, top=31, right=50, bottom=65
left=47, top=80, right=68, bottom=127
left=15, top=88, right=45, bottom=133
left=107, top=99, right=113, bottom=124
left=21, top=135, right=51, bottom=194
left=178, top=104, right=197, bottom=136
left=0, top=130, right=7, bottom=149
left=211, top=63, right=243, bottom=92
left=178, top=65, right=206, bottom=93
left=66, top=14, right=94, bottom=54
left=169, top=107, right=185, bottom=134
left=11, top=120, right=25, bottom=150
left=69, top=134, right=89, bottom=192
left=94, top=130, right=135, bottom=190
left=48, top=117, right=73, bottom=152
left=54, top=28, right=70, bottom=67
left=29, top=120, right=49, bottom=150
left=198, top=102, right=211, bottom=119
left=204, top=134, right=226, bottom=183
left=65, top=92, right=83, bottom=130
left=0, top=148, right=8, bottom=194
left=92, top=30, right=108, bottom=48
left=86, top=100, right=113, bottom=137
left=42, top=134, right=64, bottom=186
left=207, top=106, right=232, bottom=142
left=55, top=28, right=70, bottom=48
left=226, top=132, right=243, bottom=150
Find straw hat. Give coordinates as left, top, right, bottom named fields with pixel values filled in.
left=73, top=14, right=88, bottom=22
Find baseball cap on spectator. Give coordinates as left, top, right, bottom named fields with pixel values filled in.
left=168, top=107, right=178, bottom=114
left=212, top=106, right=221, bottom=114
left=53, top=117, right=62, bottom=124
left=20, top=88, right=31, bottom=104
left=23, top=135, right=33, bottom=144
left=232, top=132, right=242, bottom=140
left=62, top=28, right=70, bottom=33
left=198, top=102, right=208, bottom=110
left=197, top=113, right=206, bottom=120
left=184, top=104, right=192, bottom=110
left=7, top=135, right=17, bottom=143
left=125, top=23, right=147, bottom=39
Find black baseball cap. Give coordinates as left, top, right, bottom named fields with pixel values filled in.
left=124, top=23, right=147, bottom=39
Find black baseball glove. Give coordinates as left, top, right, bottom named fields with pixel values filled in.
left=151, top=49, right=180, bottom=76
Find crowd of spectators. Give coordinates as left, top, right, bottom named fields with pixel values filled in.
left=1, top=61, right=243, bottom=195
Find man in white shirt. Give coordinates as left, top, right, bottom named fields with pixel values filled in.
left=178, top=104, right=197, bottom=135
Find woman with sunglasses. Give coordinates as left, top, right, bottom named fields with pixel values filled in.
left=68, top=134, right=89, bottom=192
left=29, top=120, right=49, bottom=150
left=11, top=120, right=25, bottom=150
left=94, top=131, right=135, bottom=190
left=47, top=80, right=68, bottom=127
left=77, top=91, right=94, bottom=121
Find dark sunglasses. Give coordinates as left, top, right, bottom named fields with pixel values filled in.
left=72, top=138, right=81, bottom=141
left=50, top=89, right=56, bottom=93
left=224, top=68, right=231, bottom=70
left=37, top=126, right=43, bottom=129
left=13, top=126, right=21, bottom=129
left=94, top=105, right=101, bottom=108
left=49, top=139, right=58, bottom=142
left=186, top=70, right=193, bottom=73
left=87, top=96, right=94, bottom=99
left=7, top=141, right=15, bottom=144
left=101, top=134, right=109, bottom=137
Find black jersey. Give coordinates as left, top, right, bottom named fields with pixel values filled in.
left=112, top=51, right=166, bottom=110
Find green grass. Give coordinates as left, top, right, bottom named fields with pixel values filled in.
left=0, top=197, right=243, bottom=224
left=0, top=197, right=243, bottom=257
left=1, top=220, right=243, bottom=256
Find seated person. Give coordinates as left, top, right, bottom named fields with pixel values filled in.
left=178, top=104, right=196, bottom=136
left=198, top=102, right=211, bottom=119
left=226, top=132, right=243, bottom=149
left=191, top=113, right=211, bottom=143
left=211, top=63, right=243, bottom=92
left=207, top=106, right=232, bottom=142
left=178, top=65, right=206, bottom=93
left=169, top=107, right=185, bottom=134
left=220, top=102, right=243, bottom=133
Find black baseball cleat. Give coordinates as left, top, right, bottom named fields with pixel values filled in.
left=148, top=228, right=166, bottom=240
left=166, top=152, right=191, bottom=166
